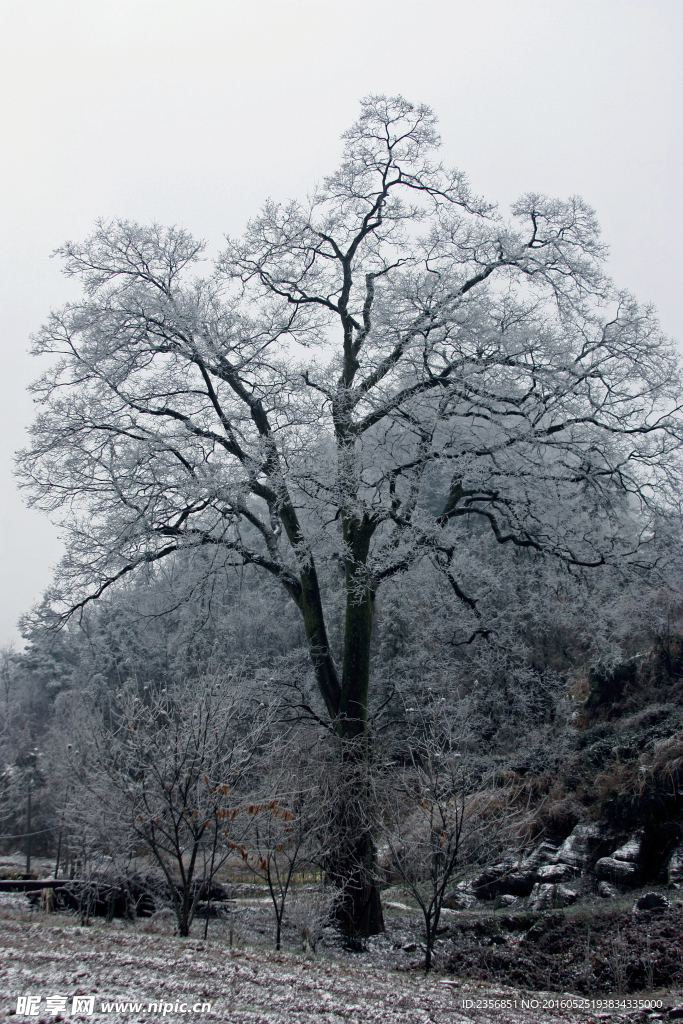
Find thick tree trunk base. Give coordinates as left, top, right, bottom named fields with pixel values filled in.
left=320, top=733, right=384, bottom=940
left=338, top=876, right=384, bottom=941
left=328, top=869, right=384, bottom=940
left=325, top=831, right=384, bottom=940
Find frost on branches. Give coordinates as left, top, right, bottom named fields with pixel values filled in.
left=16, top=95, right=683, bottom=935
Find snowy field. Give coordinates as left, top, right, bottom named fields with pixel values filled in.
left=0, top=893, right=670, bottom=1024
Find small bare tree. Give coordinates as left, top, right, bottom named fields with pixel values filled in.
left=242, top=735, right=332, bottom=950
left=75, top=673, right=266, bottom=935
left=376, top=697, right=523, bottom=971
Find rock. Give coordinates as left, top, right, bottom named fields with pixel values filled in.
left=612, top=830, right=645, bottom=863
left=444, top=880, right=477, bottom=909
left=536, top=863, right=578, bottom=884
left=553, top=823, right=607, bottom=871
left=557, top=885, right=578, bottom=906
left=444, top=891, right=476, bottom=909
left=456, top=879, right=475, bottom=893
left=594, top=856, right=642, bottom=886
left=666, top=840, right=683, bottom=887
left=472, top=860, right=535, bottom=899
left=598, top=881, right=617, bottom=898
left=402, top=941, right=417, bottom=952
left=529, top=883, right=577, bottom=910
left=594, top=830, right=646, bottom=886
left=497, top=894, right=518, bottom=907
left=633, top=892, right=669, bottom=912
left=530, top=883, right=556, bottom=910
left=520, top=842, right=560, bottom=872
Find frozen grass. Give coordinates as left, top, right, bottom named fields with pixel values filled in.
left=0, top=896, right=615, bottom=1024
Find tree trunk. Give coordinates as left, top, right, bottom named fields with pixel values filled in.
left=178, top=885, right=193, bottom=937
left=425, top=938, right=433, bottom=973
left=324, top=735, right=384, bottom=940
left=326, top=822, right=384, bottom=941
left=339, top=571, right=374, bottom=737
left=297, top=513, right=384, bottom=937
left=332, top=517, right=384, bottom=936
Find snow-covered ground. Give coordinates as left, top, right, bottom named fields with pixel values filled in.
left=0, top=893, right=654, bottom=1024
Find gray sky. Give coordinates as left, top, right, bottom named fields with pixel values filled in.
left=1, top=0, right=681, bottom=647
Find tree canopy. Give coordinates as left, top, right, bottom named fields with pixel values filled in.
left=18, top=95, right=683, bottom=742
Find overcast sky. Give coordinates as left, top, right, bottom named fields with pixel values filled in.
left=1, top=0, right=681, bottom=647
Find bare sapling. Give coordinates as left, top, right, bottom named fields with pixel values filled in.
left=239, top=734, right=334, bottom=950
left=73, top=672, right=267, bottom=935
left=375, top=696, right=526, bottom=971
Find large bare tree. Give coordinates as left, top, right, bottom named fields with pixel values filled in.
left=17, top=95, right=683, bottom=934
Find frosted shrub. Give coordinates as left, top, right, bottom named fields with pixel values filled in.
left=286, top=887, right=341, bottom=953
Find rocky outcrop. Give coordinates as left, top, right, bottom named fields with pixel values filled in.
left=472, top=859, right=536, bottom=899
left=465, top=824, right=675, bottom=907
left=472, top=822, right=615, bottom=899
left=444, top=879, right=477, bottom=909
left=529, top=883, right=578, bottom=910
left=535, top=863, right=578, bottom=883
left=611, top=830, right=645, bottom=863
left=519, top=842, right=560, bottom=873
left=450, top=892, right=476, bottom=909
left=595, top=830, right=645, bottom=886
left=551, top=822, right=607, bottom=871
left=594, top=856, right=642, bottom=885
